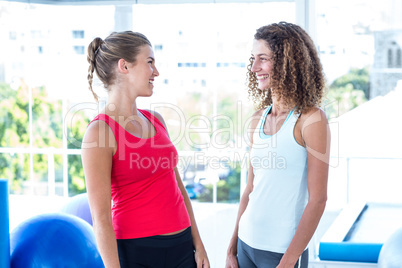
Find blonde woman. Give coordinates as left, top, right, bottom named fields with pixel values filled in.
left=83, top=31, right=209, bottom=268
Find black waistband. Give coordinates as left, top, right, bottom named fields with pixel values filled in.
left=117, top=227, right=192, bottom=248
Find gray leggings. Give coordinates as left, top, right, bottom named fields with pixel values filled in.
left=237, top=238, right=308, bottom=268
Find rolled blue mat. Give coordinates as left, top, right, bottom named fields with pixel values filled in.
left=319, top=241, right=383, bottom=263
left=0, top=179, right=10, bottom=268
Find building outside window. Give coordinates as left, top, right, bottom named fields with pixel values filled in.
left=73, top=45, right=85, bottom=55
left=72, top=30, right=84, bottom=39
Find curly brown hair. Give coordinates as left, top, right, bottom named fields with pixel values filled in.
left=247, top=22, right=326, bottom=114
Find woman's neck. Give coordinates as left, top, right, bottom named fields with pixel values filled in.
left=104, top=90, right=138, bottom=118
left=270, top=99, right=290, bottom=116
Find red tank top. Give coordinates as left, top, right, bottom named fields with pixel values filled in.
left=90, top=109, right=191, bottom=239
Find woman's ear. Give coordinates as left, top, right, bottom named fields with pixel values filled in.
left=117, top=59, right=129, bottom=73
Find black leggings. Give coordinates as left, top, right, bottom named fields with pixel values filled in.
left=117, top=227, right=196, bottom=268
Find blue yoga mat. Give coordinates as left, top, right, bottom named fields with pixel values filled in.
left=0, top=179, right=10, bottom=268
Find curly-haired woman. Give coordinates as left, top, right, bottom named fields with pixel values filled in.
left=225, top=22, right=331, bottom=268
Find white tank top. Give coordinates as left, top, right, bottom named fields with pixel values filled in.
left=238, top=105, right=308, bottom=253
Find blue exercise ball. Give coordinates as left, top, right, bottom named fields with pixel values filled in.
left=10, top=213, right=104, bottom=268
left=378, top=227, right=402, bottom=268
left=60, top=193, right=93, bottom=226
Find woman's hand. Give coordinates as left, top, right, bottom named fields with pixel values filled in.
left=195, top=248, right=210, bottom=268
left=225, top=253, right=239, bottom=268
left=276, top=259, right=297, bottom=268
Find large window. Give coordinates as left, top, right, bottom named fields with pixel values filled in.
left=2, top=0, right=401, bottom=209
left=316, top=0, right=402, bottom=209
left=0, top=1, right=295, bottom=199
left=0, top=2, right=116, bottom=196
